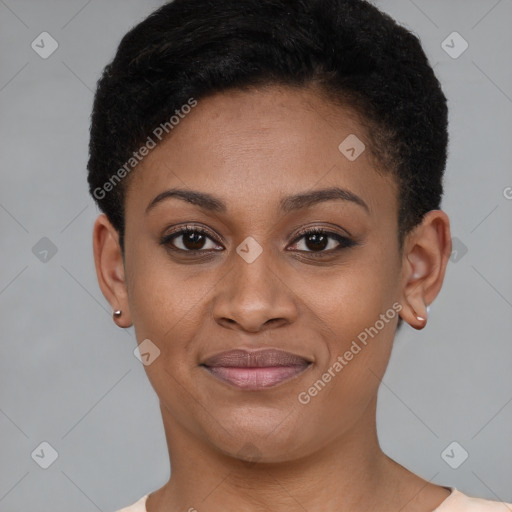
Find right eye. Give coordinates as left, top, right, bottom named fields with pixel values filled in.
left=160, top=226, right=224, bottom=253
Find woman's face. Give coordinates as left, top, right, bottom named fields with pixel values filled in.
left=105, top=85, right=439, bottom=462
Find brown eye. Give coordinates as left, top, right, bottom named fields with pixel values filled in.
left=301, top=232, right=329, bottom=251
left=160, top=226, right=223, bottom=253
left=289, top=228, right=356, bottom=255
left=179, top=230, right=208, bottom=251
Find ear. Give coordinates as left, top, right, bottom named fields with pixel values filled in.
left=92, top=214, right=132, bottom=328
left=398, top=210, right=452, bottom=330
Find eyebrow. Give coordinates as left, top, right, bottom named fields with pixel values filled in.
left=145, top=186, right=370, bottom=215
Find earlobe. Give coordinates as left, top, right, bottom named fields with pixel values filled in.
left=405, top=294, right=428, bottom=330
left=398, top=210, right=451, bottom=331
left=402, top=249, right=429, bottom=329
left=400, top=271, right=428, bottom=330
left=92, top=214, right=133, bottom=328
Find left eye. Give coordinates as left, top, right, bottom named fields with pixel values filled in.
left=289, top=229, right=355, bottom=253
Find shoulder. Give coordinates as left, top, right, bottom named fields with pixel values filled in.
left=114, top=494, right=148, bottom=512
left=435, top=488, right=512, bottom=511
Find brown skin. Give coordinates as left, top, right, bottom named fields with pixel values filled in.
left=93, top=85, right=452, bottom=511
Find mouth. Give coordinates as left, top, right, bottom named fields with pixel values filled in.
left=200, top=349, right=312, bottom=390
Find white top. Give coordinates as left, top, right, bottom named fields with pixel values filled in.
left=114, top=487, right=512, bottom=511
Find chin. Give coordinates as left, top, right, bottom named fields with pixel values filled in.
left=202, top=414, right=316, bottom=463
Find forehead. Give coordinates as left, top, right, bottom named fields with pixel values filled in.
left=126, top=85, right=397, bottom=220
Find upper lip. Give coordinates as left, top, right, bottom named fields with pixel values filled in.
left=201, top=349, right=312, bottom=368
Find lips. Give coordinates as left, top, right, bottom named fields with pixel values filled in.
left=201, top=349, right=312, bottom=390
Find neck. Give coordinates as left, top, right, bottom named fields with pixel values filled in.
left=147, top=395, right=414, bottom=512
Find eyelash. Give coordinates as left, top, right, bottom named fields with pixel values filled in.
left=159, top=224, right=358, bottom=258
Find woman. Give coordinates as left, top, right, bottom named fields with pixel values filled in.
left=87, top=0, right=511, bottom=510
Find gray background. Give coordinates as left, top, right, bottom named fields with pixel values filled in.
left=0, top=1, right=511, bottom=511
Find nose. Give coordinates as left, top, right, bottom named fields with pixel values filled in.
left=212, top=247, right=299, bottom=333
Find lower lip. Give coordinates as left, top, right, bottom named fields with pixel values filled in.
left=203, top=365, right=310, bottom=390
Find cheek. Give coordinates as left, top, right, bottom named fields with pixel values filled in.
left=124, top=247, right=222, bottom=379
left=291, top=246, right=399, bottom=396
left=129, top=270, right=203, bottom=345
left=125, top=238, right=186, bottom=325
left=295, top=309, right=396, bottom=437
left=293, top=249, right=398, bottom=334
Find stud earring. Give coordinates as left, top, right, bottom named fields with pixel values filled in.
left=415, top=309, right=427, bottom=325
left=413, top=304, right=427, bottom=326
left=113, top=310, right=122, bottom=320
